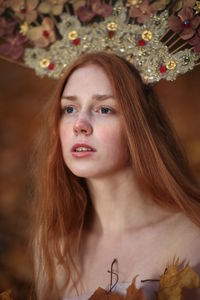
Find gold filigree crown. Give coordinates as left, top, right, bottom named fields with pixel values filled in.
left=1, top=0, right=200, bottom=84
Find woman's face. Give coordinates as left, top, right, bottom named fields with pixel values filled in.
left=59, top=64, right=130, bottom=179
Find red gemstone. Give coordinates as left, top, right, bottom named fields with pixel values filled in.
left=160, top=65, right=167, bottom=73
left=48, top=62, right=55, bottom=70
left=43, top=30, right=49, bottom=38
left=138, top=39, right=145, bottom=46
left=73, top=38, right=80, bottom=46
left=108, top=31, right=115, bottom=38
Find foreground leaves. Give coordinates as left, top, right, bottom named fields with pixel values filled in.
left=89, top=276, right=147, bottom=300
left=0, top=290, right=13, bottom=300
left=156, top=257, right=200, bottom=300
left=88, top=258, right=200, bottom=300
left=0, top=258, right=199, bottom=300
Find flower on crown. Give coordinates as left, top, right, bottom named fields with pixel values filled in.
left=0, top=0, right=200, bottom=83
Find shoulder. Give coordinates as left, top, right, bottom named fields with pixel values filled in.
left=174, top=213, right=200, bottom=265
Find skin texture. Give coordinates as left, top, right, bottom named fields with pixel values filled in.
left=59, top=64, right=130, bottom=180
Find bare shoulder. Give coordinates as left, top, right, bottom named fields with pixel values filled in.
left=169, top=212, right=200, bottom=267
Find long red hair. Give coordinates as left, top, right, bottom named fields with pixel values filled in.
left=28, top=51, right=200, bottom=299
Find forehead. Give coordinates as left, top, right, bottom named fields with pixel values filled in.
left=62, top=64, right=113, bottom=95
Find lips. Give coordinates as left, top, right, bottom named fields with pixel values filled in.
left=71, top=143, right=96, bottom=152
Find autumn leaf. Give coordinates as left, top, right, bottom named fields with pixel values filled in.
left=88, top=287, right=108, bottom=300
left=125, top=276, right=147, bottom=300
left=88, top=276, right=146, bottom=300
left=0, top=289, right=13, bottom=300
left=88, top=287, right=124, bottom=300
left=88, top=257, right=200, bottom=300
left=151, top=0, right=171, bottom=11
left=156, top=257, right=200, bottom=300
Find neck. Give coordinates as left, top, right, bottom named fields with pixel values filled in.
left=85, top=167, right=174, bottom=237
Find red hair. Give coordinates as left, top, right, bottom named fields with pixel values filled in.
left=29, top=51, right=200, bottom=299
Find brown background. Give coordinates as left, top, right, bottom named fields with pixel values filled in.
left=0, top=58, right=200, bottom=299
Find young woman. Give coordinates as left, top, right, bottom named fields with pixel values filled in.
left=30, top=51, right=200, bottom=300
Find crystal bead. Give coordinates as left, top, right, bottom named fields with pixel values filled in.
left=183, top=56, right=190, bottom=65
left=155, top=20, right=160, bottom=26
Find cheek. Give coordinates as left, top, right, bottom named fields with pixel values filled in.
left=99, top=124, right=128, bottom=154
left=59, top=121, right=71, bottom=148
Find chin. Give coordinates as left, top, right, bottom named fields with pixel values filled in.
left=68, top=166, right=98, bottom=178
left=69, top=166, right=112, bottom=179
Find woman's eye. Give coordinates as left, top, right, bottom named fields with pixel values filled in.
left=99, top=107, right=113, bottom=114
left=62, top=106, right=75, bottom=114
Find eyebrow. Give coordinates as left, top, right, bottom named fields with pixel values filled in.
left=61, top=94, right=115, bottom=103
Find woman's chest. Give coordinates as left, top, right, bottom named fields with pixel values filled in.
left=77, top=229, right=186, bottom=289
left=58, top=221, right=200, bottom=299
left=59, top=247, right=199, bottom=300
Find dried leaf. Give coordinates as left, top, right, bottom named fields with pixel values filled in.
left=172, top=0, right=196, bottom=13
left=88, top=287, right=108, bottom=300
left=109, top=292, right=124, bottom=300
left=0, top=290, right=13, bottom=300
left=71, top=0, right=86, bottom=11
left=88, top=276, right=146, bottom=300
left=88, top=287, right=124, bottom=300
left=151, top=0, right=171, bottom=11
left=125, top=276, right=146, bottom=300
left=156, top=257, right=200, bottom=300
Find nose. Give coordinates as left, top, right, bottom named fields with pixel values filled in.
left=73, top=117, right=93, bottom=136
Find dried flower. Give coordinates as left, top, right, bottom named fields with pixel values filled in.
left=76, top=0, right=112, bottom=22
left=27, top=17, right=56, bottom=48
left=76, top=6, right=95, bottom=22
left=150, top=0, right=171, bottom=11
left=38, top=0, right=66, bottom=16
left=130, top=0, right=155, bottom=24
left=20, top=21, right=29, bottom=35
left=194, top=1, right=200, bottom=14
left=88, top=0, right=112, bottom=17
left=168, top=7, right=200, bottom=40
left=0, top=17, right=16, bottom=37
left=0, top=0, right=11, bottom=15
left=126, top=0, right=142, bottom=8
left=189, top=27, right=200, bottom=52
left=0, top=32, right=27, bottom=59
left=172, top=0, right=196, bottom=14
left=10, top=0, right=38, bottom=24
left=67, top=0, right=86, bottom=12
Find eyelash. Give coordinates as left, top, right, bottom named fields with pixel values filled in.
left=61, top=106, right=113, bottom=115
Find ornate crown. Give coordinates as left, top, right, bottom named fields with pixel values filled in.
left=1, top=0, right=200, bottom=83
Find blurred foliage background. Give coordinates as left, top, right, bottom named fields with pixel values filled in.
left=0, top=58, right=200, bottom=299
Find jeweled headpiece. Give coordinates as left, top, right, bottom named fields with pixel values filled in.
left=1, top=0, right=200, bottom=83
